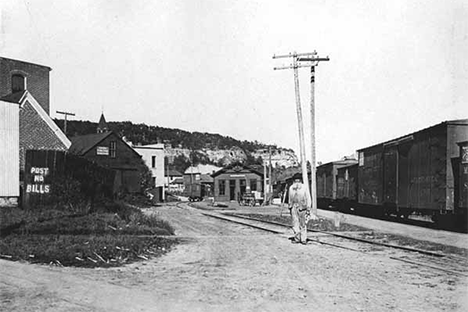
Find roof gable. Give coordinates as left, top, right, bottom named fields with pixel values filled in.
left=16, top=91, right=71, bottom=148
left=69, top=132, right=113, bottom=155
left=211, top=163, right=264, bottom=178
left=165, top=169, right=183, bottom=177
left=69, top=131, right=142, bottom=158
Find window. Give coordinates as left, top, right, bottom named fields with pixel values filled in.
left=152, top=177, right=156, bottom=187
left=250, top=179, right=257, bottom=191
left=151, top=156, right=156, bottom=168
left=219, top=180, right=226, bottom=195
left=11, top=74, right=26, bottom=93
left=110, top=141, right=116, bottom=158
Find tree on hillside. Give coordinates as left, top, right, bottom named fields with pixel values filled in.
left=170, top=155, right=190, bottom=173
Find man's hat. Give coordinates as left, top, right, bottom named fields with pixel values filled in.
left=292, top=172, right=302, bottom=181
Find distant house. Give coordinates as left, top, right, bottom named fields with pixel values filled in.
left=133, top=143, right=165, bottom=200
left=69, top=115, right=144, bottom=194
left=169, top=177, right=185, bottom=193
left=165, top=169, right=183, bottom=186
left=164, top=169, right=184, bottom=186
left=211, top=163, right=264, bottom=202
left=183, top=164, right=221, bottom=198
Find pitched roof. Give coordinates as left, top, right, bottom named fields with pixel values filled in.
left=211, top=163, right=264, bottom=178
left=0, top=91, right=27, bottom=104
left=1, top=91, right=71, bottom=148
left=184, top=164, right=222, bottom=175
left=165, top=169, right=183, bottom=177
left=200, top=174, right=214, bottom=183
left=170, top=177, right=184, bottom=184
left=69, top=132, right=113, bottom=155
left=97, top=113, right=108, bottom=133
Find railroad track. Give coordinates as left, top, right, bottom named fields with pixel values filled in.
left=176, top=202, right=468, bottom=277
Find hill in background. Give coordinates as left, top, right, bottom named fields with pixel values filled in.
left=54, top=119, right=298, bottom=173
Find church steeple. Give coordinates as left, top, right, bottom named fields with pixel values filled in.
left=97, top=113, right=108, bottom=133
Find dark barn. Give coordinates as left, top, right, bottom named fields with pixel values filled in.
left=69, top=131, right=144, bottom=194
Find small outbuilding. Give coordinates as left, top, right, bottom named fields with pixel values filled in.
left=212, top=163, right=264, bottom=202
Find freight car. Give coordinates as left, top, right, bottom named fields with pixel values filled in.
left=183, top=183, right=206, bottom=201
left=316, top=119, right=468, bottom=230
left=316, top=159, right=358, bottom=209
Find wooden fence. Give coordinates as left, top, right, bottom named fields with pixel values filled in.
left=23, top=150, right=115, bottom=209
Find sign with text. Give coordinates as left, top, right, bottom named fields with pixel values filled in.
left=23, top=150, right=64, bottom=208
left=97, top=146, right=109, bottom=155
left=26, top=166, right=51, bottom=194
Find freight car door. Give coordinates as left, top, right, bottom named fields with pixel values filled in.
left=460, top=144, right=468, bottom=209
left=397, top=141, right=412, bottom=208
left=383, top=146, right=398, bottom=205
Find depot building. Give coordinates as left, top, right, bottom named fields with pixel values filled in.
left=211, top=164, right=264, bottom=202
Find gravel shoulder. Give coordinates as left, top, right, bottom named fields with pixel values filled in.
left=1, top=203, right=467, bottom=311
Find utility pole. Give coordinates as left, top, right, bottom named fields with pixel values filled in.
left=56, top=111, right=75, bottom=135
left=269, top=146, right=272, bottom=205
left=297, top=52, right=329, bottom=218
left=263, top=161, right=267, bottom=206
left=273, top=51, right=329, bottom=218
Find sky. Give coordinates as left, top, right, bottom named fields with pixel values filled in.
left=1, top=0, right=467, bottom=164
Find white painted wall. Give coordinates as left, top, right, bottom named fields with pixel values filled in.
left=133, top=144, right=165, bottom=188
left=0, top=100, right=20, bottom=200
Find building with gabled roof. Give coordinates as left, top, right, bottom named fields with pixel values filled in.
left=1, top=90, right=71, bottom=171
left=0, top=56, right=69, bottom=206
left=69, top=115, right=145, bottom=194
left=211, top=163, right=265, bottom=202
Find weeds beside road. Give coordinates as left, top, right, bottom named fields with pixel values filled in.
left=0, top=201, right=178, bottom=267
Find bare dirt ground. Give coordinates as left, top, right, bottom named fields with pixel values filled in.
left=1, top=203, right=467, bottom=312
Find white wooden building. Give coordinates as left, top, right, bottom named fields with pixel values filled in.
left=0, top=98, right=20, bottom=206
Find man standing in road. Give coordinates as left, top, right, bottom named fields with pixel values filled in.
left=288, top=173, right=311, bottom=244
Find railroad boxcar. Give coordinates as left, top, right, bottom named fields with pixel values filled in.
left=183, top=183, right=205, bottom=201
left=335, top=163, right=359, bottom=211
left=356, top=119, right=468, bottom=223
left=456, top=141, right=468, bottom=211
left=316, top=159, right=358, bottom=209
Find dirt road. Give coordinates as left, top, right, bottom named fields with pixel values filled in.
left=1, top=203, right=467, bottom=311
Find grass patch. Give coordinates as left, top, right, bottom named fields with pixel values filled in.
left=0, top=202, right=177, bottom=267
left=0, top=234, right=176, bottom=268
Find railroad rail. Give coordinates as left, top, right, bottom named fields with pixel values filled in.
left=177, top=202, right=468, bottom=277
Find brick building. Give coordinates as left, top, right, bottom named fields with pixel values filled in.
left=0, top=57, right=51, bottom=114
left=0, top=57, right=70, bottom=206
left=1, top=91, right=71, bottom=171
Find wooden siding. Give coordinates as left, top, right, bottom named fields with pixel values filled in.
left=81, top=133, right=143, bottom=193
left=0, top=100, right=20, bottom=197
